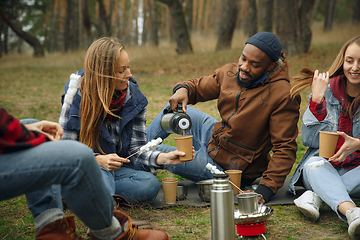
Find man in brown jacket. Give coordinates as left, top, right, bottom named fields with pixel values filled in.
left=145, top=32, right=301, bottom=203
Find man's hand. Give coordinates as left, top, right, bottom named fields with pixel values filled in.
left=24, top=121, right=63, bottom=141
left=156, top=147, right=195, bottom=165
left=96, top=154, right=130, bottom=171
left=237, top=190, right=265, bottom=204
left=169, top=88, right=189, bottom=112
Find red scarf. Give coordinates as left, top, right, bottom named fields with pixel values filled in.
left=104, top=87, right=128, bottom=121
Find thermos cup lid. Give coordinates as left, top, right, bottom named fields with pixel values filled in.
left=213, top=173, right=229, bottom=178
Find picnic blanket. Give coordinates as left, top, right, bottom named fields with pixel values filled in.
left=151, top=177, right=306, bottom=209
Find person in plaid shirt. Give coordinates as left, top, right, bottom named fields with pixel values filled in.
left=289, top=35, right=360, bottom=240
left=0, top=107, right=168, bottom=240
left=60, top=37, right=187, bottom=206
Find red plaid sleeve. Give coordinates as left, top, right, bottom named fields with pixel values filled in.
left=0, top=107, right=50, bottom=153
left=309, top=97, right=327, bottom=122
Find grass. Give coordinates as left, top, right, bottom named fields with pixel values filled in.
left=1, top=23, right=360, bottom=239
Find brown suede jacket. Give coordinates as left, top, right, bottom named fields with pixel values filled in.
left=173, top=53, right=301, bottom=201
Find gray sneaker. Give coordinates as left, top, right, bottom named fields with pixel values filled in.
left=294, top=190, right=322, bottom=222
left=347, top=207, right=360, bottom=239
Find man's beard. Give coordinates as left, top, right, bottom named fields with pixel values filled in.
left=236, top=74, right=254, bottom=88
left=236, top=68, right=267, bottom=88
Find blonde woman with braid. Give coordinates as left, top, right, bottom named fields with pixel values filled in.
left=288, top=35, right=360, bottom=239
left=59, top=37, right=186, bottom=206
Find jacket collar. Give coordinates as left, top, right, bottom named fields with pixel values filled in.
left=330, top=75, right=348, bottom=109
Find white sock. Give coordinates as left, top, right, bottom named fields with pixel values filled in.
left=34, top=208, right=65, bottom=232
left=90, top=216, right=123, bottom=240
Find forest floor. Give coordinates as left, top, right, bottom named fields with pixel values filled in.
left=1, top=24, right=360, bottom=239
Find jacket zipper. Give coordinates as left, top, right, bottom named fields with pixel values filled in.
left=224, top=136, right=256, bottom=151
left=226, top=91, right=242, bottom=124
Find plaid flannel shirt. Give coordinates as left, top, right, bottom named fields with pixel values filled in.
left=60, top=106, right=162, bottom=168
left=0, top=107, right=50, bottom=153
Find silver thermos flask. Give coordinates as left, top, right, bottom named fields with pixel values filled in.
left=210, top=173, right=235, bottom=240
left=160, top=103, right=192, bottom=135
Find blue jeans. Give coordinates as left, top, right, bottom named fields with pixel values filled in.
left=146, top=104, right=223, bottom=182
left=302, top=156, right=360, bottom=221
left=0, top=122, right=114, bottom=230
left=100, top=166, right=160, bottom=204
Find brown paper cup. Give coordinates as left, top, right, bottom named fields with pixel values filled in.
left=175, top=135, right=193, bottom=162
left=319, top=131, right=339, bottom=158
left=225, top=170, right=242, bottom=193
left=162, top=178, right=178, bottom=204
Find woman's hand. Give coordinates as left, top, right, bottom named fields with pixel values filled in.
left=156, top=147, right=195, bottom=165
left=96, top=154, right=130, bottom=171
left=311, top=70, right=329, bottom=103
left=24, top=121, right=63, bottom=141
left=329, top=132, right=360, bottom=162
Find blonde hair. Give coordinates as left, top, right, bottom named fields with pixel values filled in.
left=290, top=35, right=360, bottom=118
left=80, top=37, right=125, bottom=153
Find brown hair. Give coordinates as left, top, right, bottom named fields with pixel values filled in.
left=79, top=37, right=125, bottom=153
left=290, top=35, right=360, bottom=118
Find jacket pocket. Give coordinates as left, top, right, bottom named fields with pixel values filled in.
left=208, top=135, right=256, bottom=169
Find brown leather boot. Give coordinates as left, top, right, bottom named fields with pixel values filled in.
left=36, top=215, right=85, bottom=240
left=113, top=194, right=152, bottom=229
left=89, top=209, right=168, bottom=240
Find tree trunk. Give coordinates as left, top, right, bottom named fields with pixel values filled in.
left=186, top=0, right=193, bottom=32
left=203, top=0, right=211, bottom=32
left=262, top=0, right=273, bottom=32
left=324, top=0, right=337, bottom=32
left=298, top=0, right=314, bottom=53
left=4, top=25, right=7, bottom=54
left=58, top=0, right=66, bottom=52
left=192, top=0, right=198, bottom=31
left=196, top=0, right=204, bottom=31
left=133, top=0, right=139, bottom=45
left=215, top=0, right=238, bottom=51
left=0, top=9, right=44, bottom=57
left=3, top=23, right=8, bottom=55
left=353, top=0, right=360, bottom=23
left=97, top=0, right=113, bottom=36
left=310, top=0, right=321, bottom=24
left=148, top=0, right=159, bottom=46
left=64, top=0, right=73, bottom=51
left=17, top=37, right=22, bottom=54
left=275, top=0, right=315, bottom=56
left=48, top=0, right=58, bottom=53
left=275, top=0, right=299, bottom=56
left=157, top=0, right=193, bottom=54
left=247, top=0, right=257, bottom=36
left=142, top=0, right=148, bottom=45
left=72, top=0, right=79, bottom=50
left=81, top=0, right=92, bottom=47
left=0, top=21, right=4, bottom=57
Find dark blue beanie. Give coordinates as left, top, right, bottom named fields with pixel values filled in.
left=245, top=32, right=282, bottom=62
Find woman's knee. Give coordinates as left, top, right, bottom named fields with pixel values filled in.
left=137, top=172, right=160, bottom=197
left=116, top=171, right=160, bottom=203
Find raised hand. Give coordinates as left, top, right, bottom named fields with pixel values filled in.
left=311, top=70, right=329, bottom=103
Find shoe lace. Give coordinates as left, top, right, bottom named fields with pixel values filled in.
left=126, top=224, right=137, bottom=239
